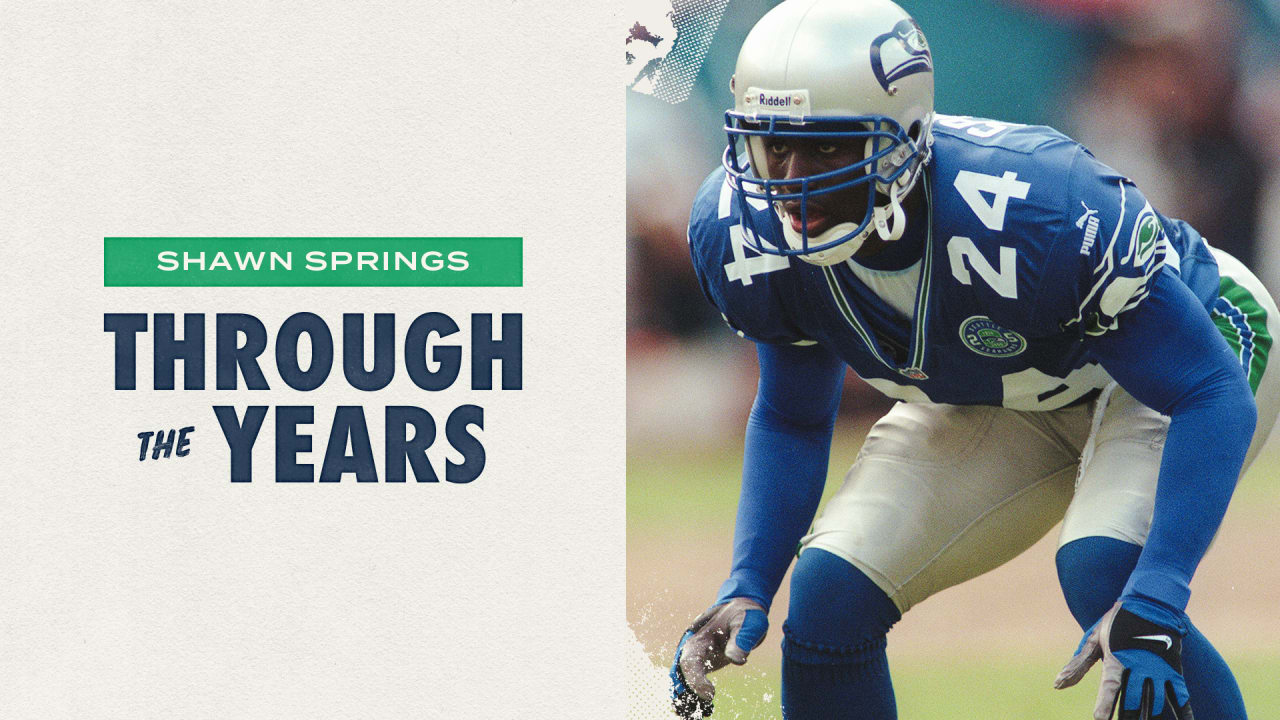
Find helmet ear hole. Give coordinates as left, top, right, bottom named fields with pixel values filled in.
left=908, top=120, right=922, bottom=144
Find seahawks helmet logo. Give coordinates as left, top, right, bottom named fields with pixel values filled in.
left=870, top=19, right=933, bottom=92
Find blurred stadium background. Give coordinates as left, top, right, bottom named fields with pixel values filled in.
left=627, top=0, right=1280, bottom=716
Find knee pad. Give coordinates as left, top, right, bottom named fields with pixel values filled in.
left=1055, top=536, right=1142, bottom=628
left=783, top=548, right=901, bottom=664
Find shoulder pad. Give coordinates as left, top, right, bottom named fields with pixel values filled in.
left=686, top=168, right=809, bottom=345
left=1033, top=147, right=1170, bottom=336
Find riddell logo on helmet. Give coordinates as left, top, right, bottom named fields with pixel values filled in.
left=743, top=87, right=811, bottom=117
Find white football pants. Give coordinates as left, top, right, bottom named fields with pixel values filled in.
left=801, top=250, right=1280, bottom=613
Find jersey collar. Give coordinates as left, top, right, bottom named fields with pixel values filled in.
left=820, top=168, right=934, bottom=381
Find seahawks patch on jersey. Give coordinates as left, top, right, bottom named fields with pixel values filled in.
left=960, top=316, right=1026, bottom=357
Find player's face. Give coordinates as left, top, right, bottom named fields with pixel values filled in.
left=761, top=135, right=866, bottom=236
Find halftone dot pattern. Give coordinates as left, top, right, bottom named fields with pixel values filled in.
left=654, top=0, right=730, bottom=104
left=629, top=0, right=729, bottom=104
left=628, top=627, right=680, bottom=719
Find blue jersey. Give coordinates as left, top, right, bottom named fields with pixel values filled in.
left=688, top=115, right=1223, bottom=410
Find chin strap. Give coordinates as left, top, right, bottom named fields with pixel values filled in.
left=872, top=179, right=906, bottom=242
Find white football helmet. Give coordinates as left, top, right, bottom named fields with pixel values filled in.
left=723, top=0, right=935, bottom=265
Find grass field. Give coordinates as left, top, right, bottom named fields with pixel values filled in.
left=669, top=654, right=1280, bottom=719
left=628, top=429, right=1280, bottom=719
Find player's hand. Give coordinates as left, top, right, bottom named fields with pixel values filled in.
left=1054, top=600, right=1193, bottom=719
left=669, top=598, right=768, bottom=718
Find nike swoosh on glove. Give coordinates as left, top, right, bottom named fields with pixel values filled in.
left=1054, top=599, right=1194, bottom=720
left=670, top=598, right=768, bottom=719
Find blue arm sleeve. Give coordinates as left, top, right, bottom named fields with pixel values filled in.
left=714, top=342, right=846, bottom=610
left=1086, top=269, right=1257, bottom=613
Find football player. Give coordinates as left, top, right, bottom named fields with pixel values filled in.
left=668, top=1, right=1280, bottom=718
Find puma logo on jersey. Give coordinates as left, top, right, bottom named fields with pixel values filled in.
left=1133, top=633, right=1173, bottom=650
left=1076, top=202, right=1099, bottom=255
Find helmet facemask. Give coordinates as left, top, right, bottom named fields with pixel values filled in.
left=722, top=112, right=932, bottom=266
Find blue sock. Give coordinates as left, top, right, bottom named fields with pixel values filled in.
left=1056, top=536, right=1246, bottom=720
left=781, top=548, right=901, bottom=719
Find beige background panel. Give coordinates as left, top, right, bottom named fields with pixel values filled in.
left=0, top=2, right=625, bottom=718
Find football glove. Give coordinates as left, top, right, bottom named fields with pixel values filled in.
left=670, top=598, right=768, bottom=719
left=1055, top=599, right=1193, bottom=720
